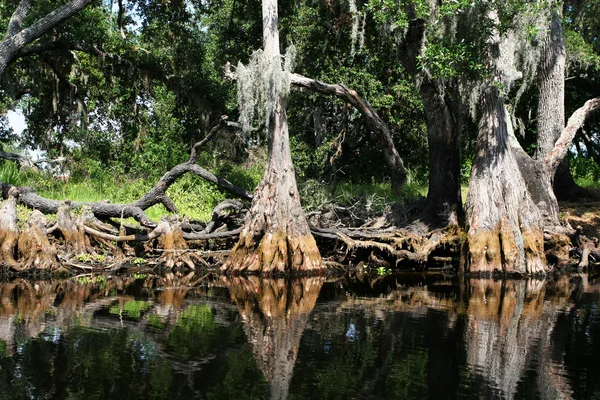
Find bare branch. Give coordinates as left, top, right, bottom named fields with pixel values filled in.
left=117, top=0, right=126, bottom=39
left=544, top=97, right=600, bottom=174
left=290, top=73, right=407, bottom=192
left=189, top=115, right=229, bottom=163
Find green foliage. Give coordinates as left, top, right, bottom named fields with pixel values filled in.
left=0, top=340, right=6, bottom=358
left=167, top=305, right=217, bottom=360
left=77, top=253, right=106, bottom=263
left=572, top=156, right=600, bottom=188
left=109, top=300, right=152, bottom=319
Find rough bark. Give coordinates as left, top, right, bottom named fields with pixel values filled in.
left=222, top=0, right=323, bottom=275
left=534, top=7, right=591, bottom=201
left=156, top=216, right=202, bottom=270
left=544, top=97, right=600, bottom=174
left=0, top=0, right=94, bottom=78
left=290, top=73, right=407, bottom=194
left=536, top=10, right=566, bottom=160
left=465, top=87, right=546, bottom=274
left=419, top=81, right=462, bottom=226
left=53, top=202, right=95, bottom=257
left=0, top=187, right=19, bottom=269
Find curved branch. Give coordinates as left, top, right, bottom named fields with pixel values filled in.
left=544, top=97, right=600, bottom=174
left=290, top=73, right=407, bottom=192
left=5, top=0, right=33, bottom=38
left=189, top=115, right=229, bottom=163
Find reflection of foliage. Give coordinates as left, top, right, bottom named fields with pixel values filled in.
left=109, top=300, right=152, bottom=319
left=147, top=314, right=165, bottom=330
left=149, top=360, right=172, bottom=400
left=0, top=340, right=6, bottom=358
left=385, top=346, right=428, bottom=398
left=206, top=346, right=268, bottom=400
left=167, top=305, right=218, bottom=359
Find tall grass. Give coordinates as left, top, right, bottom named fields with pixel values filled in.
left=0, top=162, right=28, bottom=186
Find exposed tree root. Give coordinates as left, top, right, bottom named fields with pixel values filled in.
left=0, top=154, right=250, bottom=227
left=156, top=216, right=202, bottom=270
left=52, top=202, right=96, bottom=257
left=17, top=210, right=58, bottom=270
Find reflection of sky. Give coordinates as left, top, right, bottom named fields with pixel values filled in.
left=345, top=323, right=358, bottom=342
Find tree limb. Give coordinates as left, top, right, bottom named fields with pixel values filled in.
left=544, top=97, right=600, bottom=174
left=5, top=0, right=33, bottom=38
left=1, top=159, right=251, bottom=226
left=225, top=63, right=407, bottom=193
left=189, top=115, right=229, bottom=163
left=0, top=0, right=94, bottom=76
left=290, top=73, right=407, bottom=193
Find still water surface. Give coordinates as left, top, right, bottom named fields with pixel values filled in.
left=0, top=273, right=598, bottom=399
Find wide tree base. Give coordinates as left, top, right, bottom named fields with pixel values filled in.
left=223, top=229, right=323, bottom=275
left=466, top=227, right=547, bottom=275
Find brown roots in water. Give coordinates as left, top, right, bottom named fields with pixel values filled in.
left=466, top=225, right=546, bottom=275
left=157, top=216, right=202, bottom=270
left=17, top=211, right=58, bottom=270
left=224, top=229, right=323, bottom=275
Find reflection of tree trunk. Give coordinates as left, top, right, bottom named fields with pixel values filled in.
left=224, top=277, right=323, bottom=400
left=465, top=278, right=574, bottom=399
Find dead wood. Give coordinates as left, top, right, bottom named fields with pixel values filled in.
left=17, top=210, right=59, bottom=270
left=156, top=216, right=202, bottom=270
left=290, top=73, right=406, bottom=194
left=51, top=202, right=91, bottom=257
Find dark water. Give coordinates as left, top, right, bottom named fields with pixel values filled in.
left=0, top=273, right=599, bottom=399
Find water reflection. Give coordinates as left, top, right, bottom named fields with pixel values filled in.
left=224, top=277, right=324, bottom=400
left=0, top=274, right=597, bottom=399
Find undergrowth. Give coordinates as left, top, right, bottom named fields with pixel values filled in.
left=2, top=162, right=263, bottom=223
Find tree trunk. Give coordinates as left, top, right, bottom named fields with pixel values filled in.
left=397, top=18, right=462, bottom=226
left=534, top=6, right=591, bottom=201
left=0, top=188, right=20, bottom=269
left=465, top=87, right=546, bottom=274
left=420, top=81, right=463, bottom=226
left=17, top=210, right=58, bottom=270
left=222, top=0, right=323, bottom=275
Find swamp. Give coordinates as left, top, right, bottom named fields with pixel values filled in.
left=1, top=273, right=600, bottom=399
left=2, top=0, right=600, bottom=398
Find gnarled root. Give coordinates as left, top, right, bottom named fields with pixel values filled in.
left=52, top=201, right=95, bottom=258
left=17, top=210, right=58, bottom=270
left=0, top=187, right=19, bottom=269
left=544, top=232, right=572, bottom=268
left=157, top=216, right=202, bottom=270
